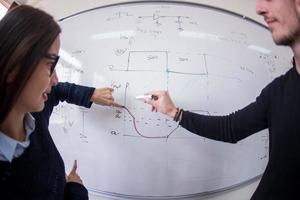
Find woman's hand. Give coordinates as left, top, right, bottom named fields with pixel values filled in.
left=91, top=87, right=123, bottom=108
left=66, top=160, right=83, bottom=185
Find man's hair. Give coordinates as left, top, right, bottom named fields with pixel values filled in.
left=0, top=5, right=61, bottom=123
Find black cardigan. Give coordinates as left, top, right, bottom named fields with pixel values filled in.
left=0, top=82, right=95, bottom=200
left=180, top=67, right=300, bottom=199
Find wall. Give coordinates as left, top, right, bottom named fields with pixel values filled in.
left=0, top=2, right=7, bottom=18
left=24, top=1, right=262, bottom=200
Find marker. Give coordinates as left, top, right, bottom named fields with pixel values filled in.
left=135, top=94, right=158, bottom=100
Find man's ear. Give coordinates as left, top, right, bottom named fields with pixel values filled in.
left=6, top=69, right=18, bottom=83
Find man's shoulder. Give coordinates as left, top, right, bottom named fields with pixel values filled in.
left=267, top=67, right=293, bottom=88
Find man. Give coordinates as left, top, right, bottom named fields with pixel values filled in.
left=145, top=0, right=300, bottom=199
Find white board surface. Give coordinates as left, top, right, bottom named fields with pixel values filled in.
left=49, top=1, right=292, bottom=199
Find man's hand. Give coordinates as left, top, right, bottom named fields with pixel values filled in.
left=144, top=90, right=178, bottom=118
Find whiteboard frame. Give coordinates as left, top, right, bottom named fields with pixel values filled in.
left=88, top=175, right=261, bottom=200
left=57, top=1, right=267, bottom=199
left=59, top=0, right=267, bottom=30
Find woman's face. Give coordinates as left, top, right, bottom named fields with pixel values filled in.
left=16, top=35, right=60, bottom=113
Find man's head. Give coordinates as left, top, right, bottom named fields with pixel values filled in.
left=256, top=0, right=300, bottom=46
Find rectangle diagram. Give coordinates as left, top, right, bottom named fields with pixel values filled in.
left=168, top=52, right=208, bottom=75
left=127, top=51, right=167, bottom=72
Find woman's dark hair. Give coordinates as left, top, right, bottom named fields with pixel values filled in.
left=0, top=5, right=61, bottom=123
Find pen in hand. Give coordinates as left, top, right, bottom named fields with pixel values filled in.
left=136, top=94, right=158, bottom=100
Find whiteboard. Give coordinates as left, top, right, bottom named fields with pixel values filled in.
left=49, top=1, right=292, bottom=199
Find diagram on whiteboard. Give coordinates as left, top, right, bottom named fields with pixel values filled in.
left=49, top=2, right=292, bottom=199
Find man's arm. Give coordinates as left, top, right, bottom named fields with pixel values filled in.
left=145, top=80, right=274, bottom=143
left=180, top=99, right=269, bottom=143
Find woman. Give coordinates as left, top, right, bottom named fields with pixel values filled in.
left=0, top=5, right=121, bottom=200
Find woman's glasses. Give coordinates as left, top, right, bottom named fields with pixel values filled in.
left=44, top=53, right=60, bottom=76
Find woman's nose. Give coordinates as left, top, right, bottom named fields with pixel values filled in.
left=50, top=70, right=59, bottom=86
